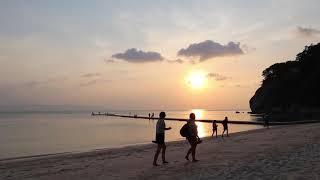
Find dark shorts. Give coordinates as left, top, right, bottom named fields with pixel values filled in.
left=187, top=136, right=198, bottom=145
left=156, top=133, right=165, bottom=145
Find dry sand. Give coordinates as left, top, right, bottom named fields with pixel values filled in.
left=1, top=123, right=320, bottom=180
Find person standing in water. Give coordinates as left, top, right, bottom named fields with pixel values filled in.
left=222, top=117, right=229, bottom=137
left=212, top=120, right=218, bottom=138
left=185, top=113, right=200, bottom=162
left=153, top=112, right=172, bottom=166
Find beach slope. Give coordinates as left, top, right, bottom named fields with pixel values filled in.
left=1, top=123, right=320, bottom=180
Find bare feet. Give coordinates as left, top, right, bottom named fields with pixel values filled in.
left=192, top=159, right=199, bottom=162
left=163, top=161, right=169, bottom=164
left=185, top=156, right=189, bottom=161
left=153, top=162, right=159, bottom=166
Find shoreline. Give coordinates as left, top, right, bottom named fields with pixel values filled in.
left=0, top=126, right=264, bottom=163
left=0, top=126, right=268, bottom=163
left=2, top=123, right=320, bottom=179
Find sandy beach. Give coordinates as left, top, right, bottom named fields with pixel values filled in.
left=1, top=123, right=320, bottom=180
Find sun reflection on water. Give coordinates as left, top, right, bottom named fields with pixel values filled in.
left=191, top=109, right=207, bottom=138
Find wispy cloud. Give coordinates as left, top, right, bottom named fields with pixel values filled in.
left=296, top=26, right=320, bottom=37
left=82, top=73, right=101, bottom=78
left=80, top=79, right=111, bottom=87
left=207, top=73, right=230, bottom=81
left=178, top=40, right=244, bottom=62
left=104, top=59, right=116, bottom=63
left=166, top=58, right=184, bottom=64
left=24, top=81, right=43, bottom=87
left=24, top=77, right=68, bottom=87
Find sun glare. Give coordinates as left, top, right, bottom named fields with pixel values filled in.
left=191, top=109, right=204, bottom=119
left=186, top=71, right=207, bottom=89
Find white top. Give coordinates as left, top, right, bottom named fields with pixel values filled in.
left=156, top=118, right=165, bottom=134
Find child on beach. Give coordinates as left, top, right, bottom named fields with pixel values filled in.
left=212, top=120, right=218, bottom=138
left=152, top=112, right=172, bottom=166
left=222, top=117, right=229, bottom=137
left=185, top=113, right=200, bottom=162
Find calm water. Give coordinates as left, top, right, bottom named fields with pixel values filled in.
left=0, top=110, right=262, bottom=159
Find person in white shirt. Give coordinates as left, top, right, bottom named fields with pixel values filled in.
left=152, top=111, right=172, bottom=166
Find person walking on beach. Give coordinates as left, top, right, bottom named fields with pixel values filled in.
left=153, top=112, right=172, bottom=166
left=222, top=117, right=229, bottom=137
left=212, top=120, right=218, bottom=138
left=263, top=113, right=270, bottom=128
left=185, top=113, right=201, bottom=162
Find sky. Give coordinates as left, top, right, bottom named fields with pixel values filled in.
left=0, top=0, right=320, bottom=111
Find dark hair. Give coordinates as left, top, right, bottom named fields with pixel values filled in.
left=189, top=113, right=195, bottom=120
left=159, top=112, right=166, bottom=119
left=213, top=120, right=216, bottom=123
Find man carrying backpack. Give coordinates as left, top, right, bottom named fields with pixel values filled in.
left=182, top=113, right=200, bottom=162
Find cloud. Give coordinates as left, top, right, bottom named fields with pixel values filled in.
left=240, top=44, right=256, bottom=53
left=80, top=80, right=98, bottom=86
left=104, top=59, right=115, bottom=63
left=82, top=73, right=101, bottom=78
left=80, top=79, right=111, bottom=87
left=24, top=77, right=68, bottom=87
left=296, top=26, right=320, bottom=37
left=167, top=58, right=184, bottom=64
left=111, top=48, right=164, bottom=63
left=178, top=40, right=244, bottom=62
left=24, top=81, right=42, bottom=87
left=207, top=73, right=230, bottom=81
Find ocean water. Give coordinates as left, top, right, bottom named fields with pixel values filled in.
left=0, top=110, right=262, bottom=159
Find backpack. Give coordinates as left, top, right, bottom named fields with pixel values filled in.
left=180, top=123, right=189, bottom=137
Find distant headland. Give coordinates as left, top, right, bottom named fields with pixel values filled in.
left=250, top=42, right=320, bottom=119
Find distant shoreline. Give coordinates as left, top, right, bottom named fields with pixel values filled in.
left=101, top=112, right=320, bottom=125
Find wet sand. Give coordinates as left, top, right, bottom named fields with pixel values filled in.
left=1, top=123, right=320, bottom=180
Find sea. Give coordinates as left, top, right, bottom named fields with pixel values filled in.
left=0, top=109, right=263, bottom=159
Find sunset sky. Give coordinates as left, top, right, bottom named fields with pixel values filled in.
left=1, top=0, right=320, bottom=110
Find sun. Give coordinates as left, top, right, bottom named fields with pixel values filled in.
left=186, top=71, right=207, bottom=89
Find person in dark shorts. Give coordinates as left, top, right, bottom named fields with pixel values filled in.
left=212, top=120, right=218, bottom=138
left=185, top=113, right=200, bottom=162
left=152, top=112, right=171, bottom=166
left=222, top=117, right=229, bottom=137
left=263, top=113, right=270, bottom=128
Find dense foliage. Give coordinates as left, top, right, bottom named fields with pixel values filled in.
left=250, top=43, right=320, bottom=113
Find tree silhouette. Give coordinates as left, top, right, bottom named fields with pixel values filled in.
left=250, top=43, right=320, bottom=114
